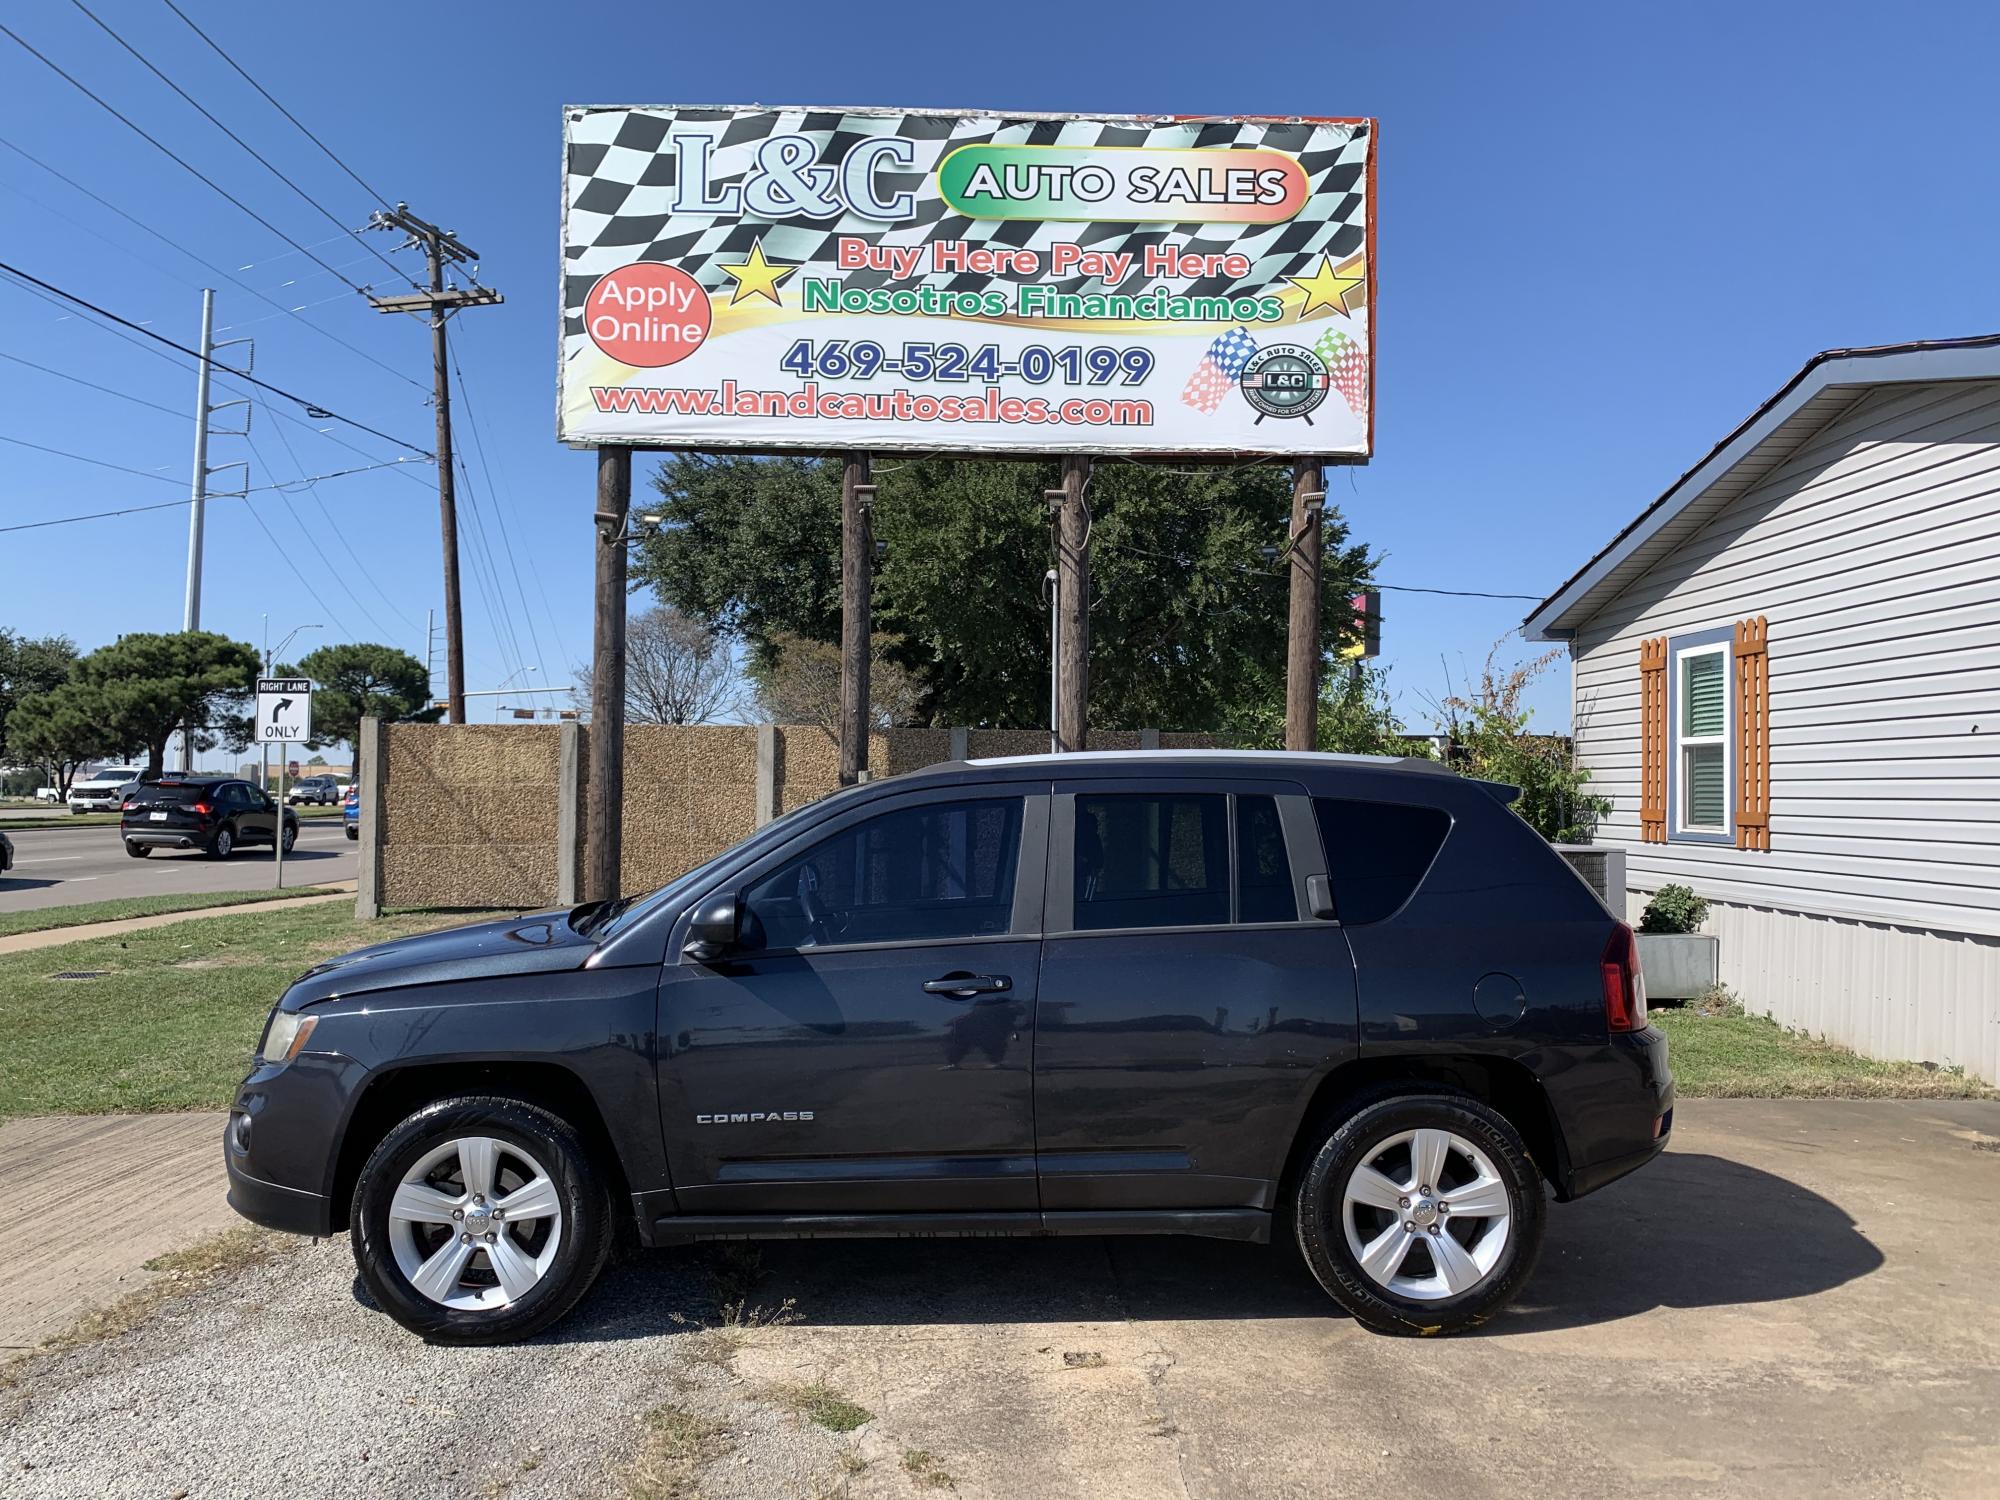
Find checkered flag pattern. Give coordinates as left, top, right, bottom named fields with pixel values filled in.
left=1313, top=328, right=1369, bottom=417
left=1181, top=326, right=1259, bottom=414
left=563, top=108, right=1371, bottom=340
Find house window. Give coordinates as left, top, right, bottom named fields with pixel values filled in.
left=1669, top=628, right=1734, bottom=842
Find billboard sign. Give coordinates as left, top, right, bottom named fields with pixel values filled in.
left=561, top=107, right=1374, bottom=457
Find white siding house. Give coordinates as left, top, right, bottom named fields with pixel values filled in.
left=1525, top=338, right=2000, bottom=1085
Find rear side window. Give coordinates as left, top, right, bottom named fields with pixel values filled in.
left=1236, top=794, right=1298, bottom=923
left=1075, top=793, right=1228, bottom=930
left=1313, top=798, right=1451, bottom=924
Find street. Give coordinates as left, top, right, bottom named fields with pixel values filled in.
left=0, top=821, right=356, bottom=912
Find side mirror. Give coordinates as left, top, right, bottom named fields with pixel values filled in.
left=682, top=894, right=741, bottom=962
left=1305, top=873, right=1339, bottom=922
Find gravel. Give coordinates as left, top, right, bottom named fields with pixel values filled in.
left=0, top=1239, right=855, bottom=1500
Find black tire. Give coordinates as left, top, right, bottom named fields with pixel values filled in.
left=351, top=1095, right=612, bottom=1344
left=1295, top=1091, right=1544, bottom=1336
left=280, top=823, right=297, bottom=853
left=345, top=825, right=359, bottom=841
left=125, top=841, right=151, bottom=858
left=208, top=825, right=234, bottom=860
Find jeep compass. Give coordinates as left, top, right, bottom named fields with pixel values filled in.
left=225, top=751, right=1672, bottom=1343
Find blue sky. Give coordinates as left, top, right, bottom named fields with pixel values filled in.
left=5, top=0, right=1997, bottom=752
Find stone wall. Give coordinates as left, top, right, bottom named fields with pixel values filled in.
left=361, top=720, right=1223, bottom=913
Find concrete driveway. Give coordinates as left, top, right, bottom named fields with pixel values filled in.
left=4, top=1099, right=1996, bottom=1499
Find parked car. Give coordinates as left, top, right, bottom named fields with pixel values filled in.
left=69, top=766, right=145, bottom=813
left=123, top=776, right=299, bottom=859
left=225, top=750, right=1673, bottom=1344
left=287, top=775, right=343, bottom=807
left=342, top=783, right=360, bottom=840
left=35, top=786, right=61, bottom=803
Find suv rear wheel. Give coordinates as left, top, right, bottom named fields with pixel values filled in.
left=351, top=1096, right=612, bottom=1343
left=1295, top=1091, right=1544, bottom=1336
left=208, top=826, right=234, bottom=859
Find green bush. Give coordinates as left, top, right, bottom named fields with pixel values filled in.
left=1640, top=883, right=1709, bottom=934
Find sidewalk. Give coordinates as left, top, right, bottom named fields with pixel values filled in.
left=0, top=883, right=355, bottom=956
left=0, top=1113, right=238, bottom=1350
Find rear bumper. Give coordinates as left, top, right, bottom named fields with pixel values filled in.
left=1554, top=1025, right=1675, bottom=1201
left=123, top=828, right=209, bottom=848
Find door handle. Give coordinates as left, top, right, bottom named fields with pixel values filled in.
left=922, top=973, right=1011, bottom=999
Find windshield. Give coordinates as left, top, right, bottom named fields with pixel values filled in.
left=131, top=784, right=214, bottom=806
left=573, top=785, right=865, bottom=941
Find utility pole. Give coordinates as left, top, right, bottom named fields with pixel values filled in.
left=1285, top=459, right=1328, bottom=752
left=1054, top=456, right=1092, bottom=753
left=178, top=289, right=214, bottom=773
left=367, top=204, right=502, bottom=727
left=586, top=448, right=631, bottom=901
left=838, top=455, right=875, bottom=786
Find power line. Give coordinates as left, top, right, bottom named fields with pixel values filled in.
left=236, top=489, right=352, bottom=638
left=246, top=431, right=396, bottom=641
left=162, top=0, right=393, bottom=211
left=0, top=431, right=179, bottom=483
left=0, top=19, right=381, bottom=300
left=1, top=459, right=424, bottom=534
left=0, top=132, right=427, bottom=392
left=449, top=340, right=553, bottom=684
left=1102, top=539, right=1544, bottom=603
left=1370, top=581, right=1544, bottom=602
left=0, top=349, right=184, bottom=419
left=66, top=0, right=420, bottom=294
left=0, top=260, right=432, bottom=454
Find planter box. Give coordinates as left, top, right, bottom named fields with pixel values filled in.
left=1637, top=932, right=1719, bottom=1001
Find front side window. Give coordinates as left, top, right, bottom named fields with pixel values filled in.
left=740, top=797, right=1023, bottom=951
left=1673, top=638, right=1731, bottom=837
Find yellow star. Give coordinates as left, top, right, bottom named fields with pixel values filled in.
left=1286, top=253, right=1366, bottom=319
left=716, top=239, right=798, bottom=307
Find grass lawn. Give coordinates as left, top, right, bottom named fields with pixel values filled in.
left=1655, top=996, right=1993, bottom=1099
left=0, top=886, right=346, bottom=940
left=0, top=904, right=494, bottom=1119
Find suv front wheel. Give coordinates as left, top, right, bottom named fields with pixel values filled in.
left=1295, top=1091, right=1545, bottom=1336
left=351, top=1096, right=612, bottom=1343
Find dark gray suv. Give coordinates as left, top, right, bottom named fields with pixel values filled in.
left=226, top=751, right=1672, bottom=1343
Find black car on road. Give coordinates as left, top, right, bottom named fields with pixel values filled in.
left=123, top=776, right=299, bottom=859
left=225, top=751, right=1672, bottom=1343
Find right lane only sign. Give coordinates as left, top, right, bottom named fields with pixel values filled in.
left=256, top=677, right=313, bottom=745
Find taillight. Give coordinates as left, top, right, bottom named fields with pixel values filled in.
left=192, top=801, right=212, bottom=816
left=1601, top=922, right=1647, bottom=1032
left=121, top=800, right=136, bottom=811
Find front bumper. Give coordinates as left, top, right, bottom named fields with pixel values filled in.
left=225, top=1143, right=333, bottom=1236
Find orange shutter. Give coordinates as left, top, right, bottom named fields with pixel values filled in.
left=1735, top=616, right=1770, bottom=850
left=1638, top=636, right=1668, bottom=843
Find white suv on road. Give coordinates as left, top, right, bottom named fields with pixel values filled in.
left=68, top=766, right=144, bottom=813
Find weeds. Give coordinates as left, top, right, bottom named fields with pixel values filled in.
left=766, top=1380, right=872, bottom=1433
left=623, top=1403, right=734, bottom=1500
left=902, top=1449, right=955, bottom=1490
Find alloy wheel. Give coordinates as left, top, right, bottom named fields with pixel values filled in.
left=1341, top=1127, right=1512, bottom=1300
left=387, top=1136, right=565, bottom=1310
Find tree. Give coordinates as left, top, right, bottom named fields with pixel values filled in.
left=570, top=605, right=742, bottom=725
left=72, top=631, right=260, bottom=776
left=0, top=629, right=79, bottom=768
left=1227, top=662, right=1427, bottom=757
left=6, top=681, right=117, bottom=796
left=289, top=643, right=441, bottom=751
left=634, top=454, right=1375, bottom=732
left=755, top=630, right=921, bottom=740
left=1434, top=644, right=1610, bottom=844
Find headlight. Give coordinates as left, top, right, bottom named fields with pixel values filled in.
left=260, top=1009, right=319, bottom=1065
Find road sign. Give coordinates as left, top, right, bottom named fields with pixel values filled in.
left=256, top=677, right=313, bottom=744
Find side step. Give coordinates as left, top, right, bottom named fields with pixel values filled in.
left=649, top=1208, right=1269, bottom=1246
